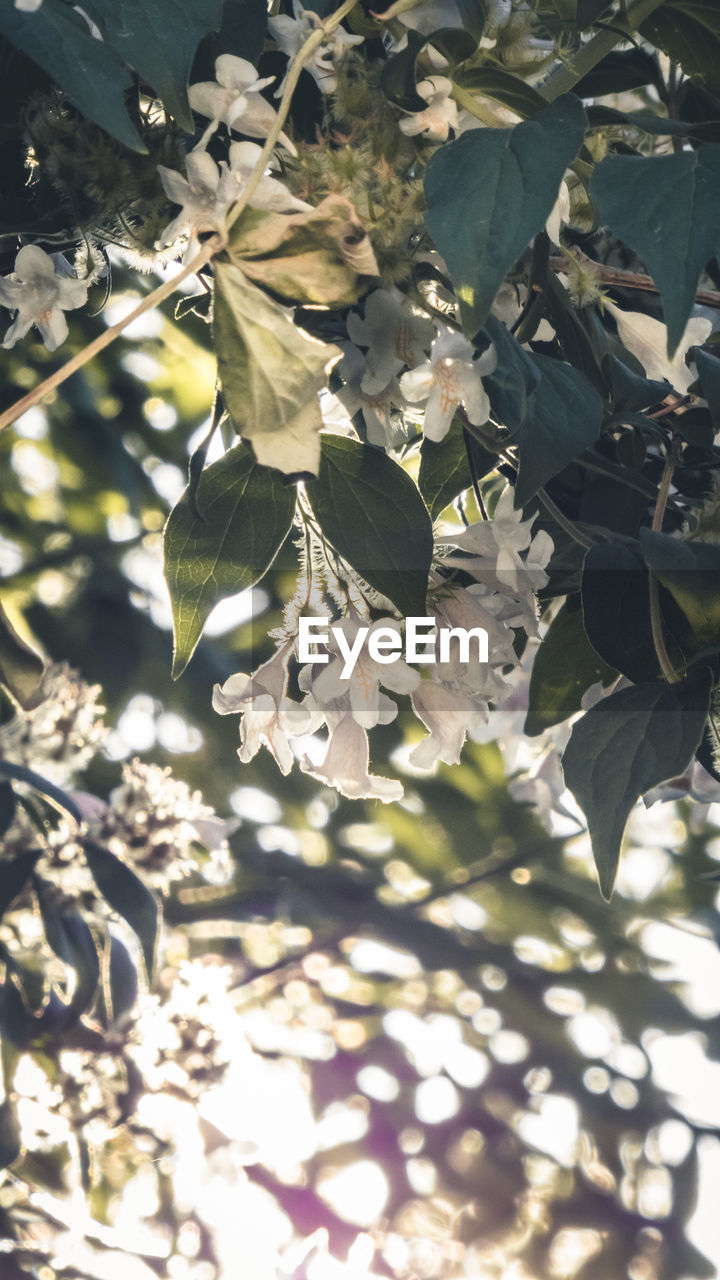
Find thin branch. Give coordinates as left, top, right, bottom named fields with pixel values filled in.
left=549, top=255, right=720, bottom=310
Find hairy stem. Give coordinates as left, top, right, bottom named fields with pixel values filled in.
left=540, top=0, right=667, bottom=102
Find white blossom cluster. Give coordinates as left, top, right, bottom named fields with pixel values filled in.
left=214, top=491, right=554, bottom=803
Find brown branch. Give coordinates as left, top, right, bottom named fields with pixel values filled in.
left=549, top=256, right=720, bottom=309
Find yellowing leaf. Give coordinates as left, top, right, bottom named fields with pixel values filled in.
left=227, top=195, right=379, bottom=308
left=214, top=264, right=341, bottom=476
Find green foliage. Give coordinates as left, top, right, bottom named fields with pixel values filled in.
left=591, top=146, right=720, bottom=355
left=640, top=0, right=720, bottom=98
left=81, top=0, right=222, bottom=132
left=305, top=435, right=434, bottom=616
left=214, top=265, right=338, bottom=475
left=424, top=94, right=587, bottom=335
left=164, top=442, right=297, bottom=676
left=562, top=669, right=712, bottom=898
left=525, top=599, right=617, bottom=735
left=0, top=601, right=44, bottom=708
left=513, top=353, right=603, bottom=505
left=85, top=842, right=159, bottom=980
left=418, top=417, right=496, bottom=518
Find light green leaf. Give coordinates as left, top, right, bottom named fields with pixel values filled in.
left=305, top=436, right=434, bottom=618
left=525, top=601, right=617, bottom=736
left=562, top=670, right=712, bottom=899
left=513, top=354, right=603, bottom=506
left=641, top=0, right=720, bottom=99
left=591, top=148, right=720, bottom=356
left=418, top=418, right=496, bottom=519
left=0, top=600, right=44, bottom=709
left=0, top=1, right=145, bottom=151
left=228, top=195, right=379, bottom=307
left=85, top=842, right=159, bottom=982
left=164, top=441, right=296, bottom=677
left=424, top=94, right=587, bottom=336
left=81, top=0, right=222, bottom=132
left=214, top=264, right=340, bottom=476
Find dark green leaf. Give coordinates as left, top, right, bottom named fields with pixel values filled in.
left=602, top=353, right=671, bottom=412
left=424, top=94, right=587, bottom=336
left=0, top=1102, right=21, bottom=1171
left=0, top=851, right=39, bottom=921
left=586, top=104, right=720, bottom=142
left=164, top=441, right=296, bottom=677
left=483, top=317, right=541, bottom=431
left=543, top=273, right=606, bottom=393
left=81, top=0, right=222, bottom=131
left=35, top=883, right=100, bottom=1018
left=581, top=538, right=658, bottom=683
left=573, top=48, right=663, bottom=98
left=0, top=600, right=44, bottom=709
left=513, top=354, right=604, bottom=506
left=641, top=0, right=720, bottom=99
left=591, top=147, right=720, bottom=355
left=0, top=760, right=83, bottom=825
left=0, top=1, right=145, bottom=152
left=562, top=668, right=712, bottom=898
left=107, top=934, right=140, bottom=1022
left=525, top=600, right=617, bottom=736
left=695, top=348, right=720, bottom=428
left=381, top=31, right=441, bottom=111
left=640, top=528, right=720, bottom=647
left=85, top=842, right=159, bottom=981
left=305, top=436, right=434, bottom=617
left=454, top=67, right=548, bottom=118
left=193, top=0, right=267, bottom=76
left=0, top=783, right=15, bottom=841
left=418, top=417, right=496, bottom=519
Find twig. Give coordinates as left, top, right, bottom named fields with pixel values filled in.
left=0, top=237, right=222, bottom=435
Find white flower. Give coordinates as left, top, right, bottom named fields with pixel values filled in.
left=398, top=76, right=459, bottom=141
left=306, top=616, right=420, bottom=729
left=545, top=179, right=570, bottom=247
left=0, top=246, right=88, bottom=352
left=346, top=288, right=434, bottom=395
left=188, top=54, right=297, bottom=154
left=330, top=344, right=407, bottom=449
left=442, top=486, right=553, bottom=591
left=14, top=0, right=43, bottom=9
left=157, top=143, right=308, bottom=260
left=213, top=642, right=317, bottom=775
left=602, top=300, right=712, bottom=394
left=226, top=141, right=311, bottom=212
left=301, top=713, right=403, bottom=802
left=268, top=0, right=363, bottom=96
left=409, top=680, right=481, bottom=770
left=400, top=328, right=497, bottom=442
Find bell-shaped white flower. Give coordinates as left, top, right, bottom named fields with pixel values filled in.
left=346, top=288, right=434, bottom=396
left=400, top=328, right=497, bottom=442
left=189, top=54, right=296, bottom=154
left=269, top=0, right=363, bottom=96
left=213, top=642, right=317, bottom=775
left=603, top=300, right=712, bottom=393
left=306, top=616, right=420, bottom=729
left=301, top=713, right=403, bottom=802
left=0, top=246, right=88, bottom=352
left=398, top=76, right=459, bottom=141
left=409, top=680, right=482, bottom=770
left=442, top=485, right=552, bottom=591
